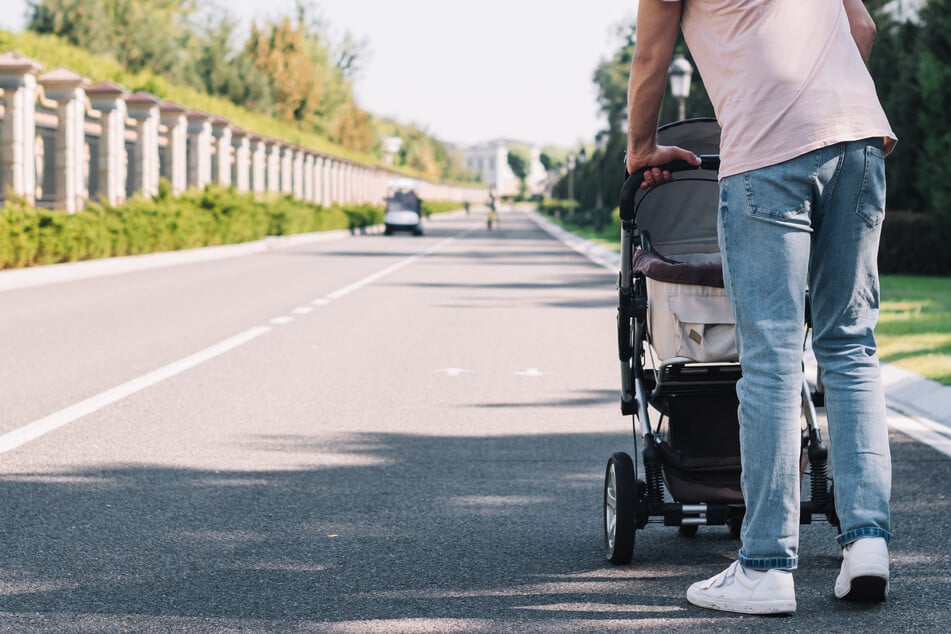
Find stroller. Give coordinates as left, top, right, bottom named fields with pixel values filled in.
left=604, top=118, right=839, bottom=565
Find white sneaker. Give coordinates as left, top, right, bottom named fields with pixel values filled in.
left=834, top=537, right=889, bottom=601
left=686, top=561, right=796, bottom=615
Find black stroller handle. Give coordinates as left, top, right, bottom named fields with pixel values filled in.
left=619, top=154, right=720, bottom=222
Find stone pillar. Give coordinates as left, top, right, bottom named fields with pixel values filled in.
left=158, top=101, right=187, bottom=195
left=39, top=68, right=88, bottom=213
left=231, top=128, right=250, bottom=193
left=249, top=135, right=266, bottom=194
left=292, top=147, right=305, bottom=200
left=340, top=163, right=350, bottom=204
left=332, top=160, right=343, bottom=204
left=313, top=155, right=325, bottom=206
left=279, top=145, right=293, bottom=195
left=210, top=116, right=232, bottom=187
left=265, top=139, right=280, bottom=194
left=349, top=164, right=358, bottom=203
left=303, top=152, right=315, bottom=203
left=358, top=168, right=369, bottom=203
left=126, top=91, right=161, bottom=198
left=186, top=110, right=212, bottom=189
left=0, top=52, right=42, bottom=205
left=88, top=82, right=129, bottom=205
left=325, top=157, right=337, bottom=207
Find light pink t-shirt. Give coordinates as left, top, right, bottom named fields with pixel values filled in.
left=662, top=0, right=896, bottom=178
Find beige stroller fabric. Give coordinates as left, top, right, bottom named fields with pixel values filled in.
left=635, top=250, right=738, bottom=364
left=646, top=277, right=738, bottom=363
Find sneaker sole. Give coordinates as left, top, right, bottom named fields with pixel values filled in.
left=840, top=575, right=888, bottom=602
left=687, top=589, right=796, bottom=615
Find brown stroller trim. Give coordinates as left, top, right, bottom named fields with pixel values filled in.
left=631, top=249, right=724, bottom=288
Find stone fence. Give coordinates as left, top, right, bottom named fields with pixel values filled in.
left=0, top=52, right=487, bottom=213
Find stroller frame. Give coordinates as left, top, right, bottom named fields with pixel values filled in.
left=605, top=119, right=840, bottom=565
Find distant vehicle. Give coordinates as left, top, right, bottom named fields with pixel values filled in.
left=384, top=178, right=424, bottom=236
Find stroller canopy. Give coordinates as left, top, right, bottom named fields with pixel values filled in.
left=634, top=119, right=721, bottom=259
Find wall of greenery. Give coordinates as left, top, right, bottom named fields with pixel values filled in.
left=1, top=184, right=425, bottom=269
left=554, top=0, right=949, bottom=274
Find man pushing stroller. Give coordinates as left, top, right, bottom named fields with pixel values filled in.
left=626, top=0, right=894, bottom=615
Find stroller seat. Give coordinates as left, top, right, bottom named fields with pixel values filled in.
left=632, top=249, right=738, bottom=364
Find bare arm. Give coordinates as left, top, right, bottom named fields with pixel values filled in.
left=626, top=0, right=699, bottom=184
left=844, top=0, right=877, bottom=62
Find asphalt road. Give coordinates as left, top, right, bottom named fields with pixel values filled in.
left=0, top=209, right=948, bottom=632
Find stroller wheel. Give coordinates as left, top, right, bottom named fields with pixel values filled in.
left=604, top=452, right=637, bottom=565
left=678, top=524, right=699, bottom=537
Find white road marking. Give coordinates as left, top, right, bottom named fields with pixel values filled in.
left=326, top=237, right=456, bottom=300
left=515, top=368, right=544, bottom=377
left=436, top=368, right=469, bottom=377
left=888, top=409, right=951, bottom=459
left=0, top=327, right=272, bottom=456
left=3, top=233, right=464, bottom=454
left=292, top=307, right=313, bottom=315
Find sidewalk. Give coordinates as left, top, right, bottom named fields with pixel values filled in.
left=0, top=227, right=359, bottom=294
left=528, top=208, right=951, bottom=458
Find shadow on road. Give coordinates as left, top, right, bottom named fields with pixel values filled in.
left=0, top=429, right=946, bottom=631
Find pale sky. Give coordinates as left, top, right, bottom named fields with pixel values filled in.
left=0, top=0, right=636, bottom=149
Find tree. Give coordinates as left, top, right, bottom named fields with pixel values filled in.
left=507, top=147, right=529, bottom=198
left=245, top=17, right=324, bottom=126
left=866, top=6, right=925, bottom=212
left=193, top=14, right=274, bottom=115
left=915, top=0, right=951, bottom=232
left=540, top=147, right=566, bottom=171
left=29, top=0, right=200, bottom=86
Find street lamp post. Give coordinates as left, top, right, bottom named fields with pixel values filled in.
left=575, top=148, right=586, bottom=218
left=668, top=55, right=693, bottom=121
left=566, top=154, right=575, bottom=217
left=594, top=131, right=608, bottom=232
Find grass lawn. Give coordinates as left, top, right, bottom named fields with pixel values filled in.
left=541, top=210, right=951, bottom=385
left=877, top=275, right=951, bottom=385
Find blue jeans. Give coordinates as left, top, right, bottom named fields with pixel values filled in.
left=718, top=138, right=892, bottom=570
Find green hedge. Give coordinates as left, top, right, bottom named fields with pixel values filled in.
left=879, top=211, right=951, bottom=276
left=537, top=199, right=579, bottom=216
left=0, top=185, right=385, bottom=269
left=421, top=201, right=460, bottom=218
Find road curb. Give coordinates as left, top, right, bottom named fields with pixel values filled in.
left=0, top=227, right=371, bottom=294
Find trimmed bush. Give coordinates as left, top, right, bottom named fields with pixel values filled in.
left=878, top=211, right=951, bottom=276
left=0, top=185, right=393, bottom=269
left=421, top=201, right=460, bottom=218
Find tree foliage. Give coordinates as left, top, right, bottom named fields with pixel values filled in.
left=914, top=0, right=951, bottom=232
left=507, top=146, right=530, bottom=197
left=25, top=0, right=464, bottom=180
left=567, top=0, right=947, bottom=244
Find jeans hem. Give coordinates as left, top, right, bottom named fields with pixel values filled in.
left=738, top=554, right=798, bottom=571
left=837, top=527, right=891, bottom=546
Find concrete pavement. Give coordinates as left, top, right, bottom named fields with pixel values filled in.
left=2, top=206, right=947, bottom=454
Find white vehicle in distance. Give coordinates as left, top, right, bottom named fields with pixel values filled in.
left=384, top=178, right=424, bottom=236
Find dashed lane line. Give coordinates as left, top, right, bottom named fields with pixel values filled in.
left=1, top=234, right=462, bottom=455
left=0, top=327, right=271, bottom=456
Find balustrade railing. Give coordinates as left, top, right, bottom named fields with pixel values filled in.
left=0, top=51, right=486, bottom=214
